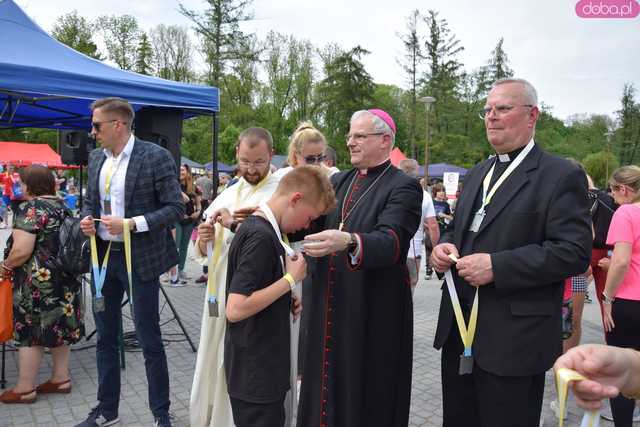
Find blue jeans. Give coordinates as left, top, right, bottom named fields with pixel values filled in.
left=92, top=247, right=170, bottom=418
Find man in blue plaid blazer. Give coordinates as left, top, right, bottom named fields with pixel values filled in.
left=78, top=97, right=183, bottom=427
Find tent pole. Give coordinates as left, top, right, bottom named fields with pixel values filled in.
left=212, top=112, right=219, bottom=198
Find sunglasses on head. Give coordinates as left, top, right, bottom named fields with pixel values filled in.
left=303, top=154, right=326, bottom=164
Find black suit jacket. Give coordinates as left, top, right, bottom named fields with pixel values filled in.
left=433, top=144, right=592, bottom=376
left=80, top=138, right=184, bottom=282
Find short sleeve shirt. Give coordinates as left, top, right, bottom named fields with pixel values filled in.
left=224, top=215, right=291, bottom=403
left=606, top=204, right=640, bottom=300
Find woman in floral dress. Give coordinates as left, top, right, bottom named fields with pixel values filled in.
left=0, top=165, right=84, bottom=404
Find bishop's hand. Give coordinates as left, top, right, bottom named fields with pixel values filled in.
left=456, top=253, right=494, bottom=286
left=302, top=230, right=351, bottom=257
left=430, top=243, right=460, bottom=273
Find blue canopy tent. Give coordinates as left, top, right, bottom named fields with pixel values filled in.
left=205, top=161, right=234, bottom=174
left=418, top=163, right=468, bottom=179
left=0, top=0, right=221, bottom=182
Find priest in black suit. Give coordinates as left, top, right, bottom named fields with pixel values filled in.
left=297, top=109, right=422, bottom=427
left=430, top=79, right=592, bottom=427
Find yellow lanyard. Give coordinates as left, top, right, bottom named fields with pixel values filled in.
left=478, top=141, right=534, bottom=213
left=104, top=157, right=121, bottom=198
left=234, top=174, right=271, bottom=210
left=90, top=236, right=112, bottom=299
left=206, top=174, right=271, bottom=316
left=555, top=368, right=599, bottom=427
left=444, top=268, right=478, bottom=357
left=90, top=220, right=134, bottom=314
left=206, top=223, right=224, bottom=316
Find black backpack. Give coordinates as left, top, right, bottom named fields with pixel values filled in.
left=589, top=189, right=618, bottom=249
left=57, top=214, right=90, bottom=276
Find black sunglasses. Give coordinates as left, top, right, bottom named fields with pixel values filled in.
left=303, top=154, right=326, bottom=164
left=91, top=119, right=119, bottom=131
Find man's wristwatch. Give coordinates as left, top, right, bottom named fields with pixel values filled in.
left=348, top=233, right=358, bottom=251
left=602, top=291, right=615, bottom=305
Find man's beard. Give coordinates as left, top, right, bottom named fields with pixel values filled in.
left=243, top=170, right=266, bottom=185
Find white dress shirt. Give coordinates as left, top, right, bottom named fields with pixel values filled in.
left=97, top=134, right=148, bottom=241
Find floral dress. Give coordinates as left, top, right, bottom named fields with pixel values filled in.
left=4, top=197, right=84, bottom=347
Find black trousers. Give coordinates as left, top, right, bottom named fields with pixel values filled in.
left=230, top=396, right=285, bottom=427
left=441, top=328, right=545, bottom=427
left=606, top=298, right=640, bottom=427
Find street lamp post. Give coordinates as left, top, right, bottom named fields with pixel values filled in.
left=604, top=130, right=613, bottom=182
left=419, top=96, right=436, bottom=183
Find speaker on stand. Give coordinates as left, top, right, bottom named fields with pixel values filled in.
left=59, top=130, right=96, bottom=211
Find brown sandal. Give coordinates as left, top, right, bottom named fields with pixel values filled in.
left=36, top=378, right=72, bottom=394
left=0, top=388, right=37, bottom=404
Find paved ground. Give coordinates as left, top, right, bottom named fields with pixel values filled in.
left=0, top=223, right=620, bottom=426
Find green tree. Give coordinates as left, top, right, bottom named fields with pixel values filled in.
left=150, top=24, right=194, bottom=82
left=259, top=32, right=317, bottom=151
left=51, top=11, right=102, bottom=59
left=316, top=46, right=375, bottom=168
left=422, top=10, right=464, bottom=135
left=583, top=151, right=619, bottom=188
left=98, top=15, right=141, bottom=70
left=179, top=0, right=260, bottom=88
left=615, top=83, right=640, bottom=165
left=485, top=37, right=514, bottom=82
left=397, top=9, right=424, bottom=158
left=135, top=33, right=154, bottom=75
left=182, top=116, right=213, bottom=163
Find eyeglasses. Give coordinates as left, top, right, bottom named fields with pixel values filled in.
left=91, top=120, right=119, bottom=131
left=238, top=159, right=268, bottom=169
left=479, top=105, right=534, bottom=120
left=345, top=132, right=385, bottom=143
left=302, top=154, right=326, bottom=164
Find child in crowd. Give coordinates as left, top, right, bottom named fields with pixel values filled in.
left=217, top=166, right=336, bottom=427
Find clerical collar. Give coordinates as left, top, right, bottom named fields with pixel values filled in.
left=495, top=144, right=527, bottom=163
left=358, top=159, right=391, bottom=176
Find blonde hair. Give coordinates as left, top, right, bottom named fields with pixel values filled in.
left=276, top=165, right=336, bottom=214
left=610, top=165, right=640, bottom=203
left=287, top=122, right=327, bottom=167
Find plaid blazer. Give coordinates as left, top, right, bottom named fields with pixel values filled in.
left=81, top=138, right=184, bottom=282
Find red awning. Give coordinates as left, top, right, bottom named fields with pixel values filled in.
left=390, top=147, right=408, bottom=166
left=0, top=141, right=78, bottom=169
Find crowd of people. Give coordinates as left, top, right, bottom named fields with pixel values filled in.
left=0, top=80, right=638, bottom=427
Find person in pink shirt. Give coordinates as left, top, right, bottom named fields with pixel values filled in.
left=602, top=165, right=640, bottom=425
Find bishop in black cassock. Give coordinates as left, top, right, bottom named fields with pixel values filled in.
left=297, top=109, right=422, bottom=427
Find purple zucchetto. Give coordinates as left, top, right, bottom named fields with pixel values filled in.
left=368, top=109, right=396, bottom=134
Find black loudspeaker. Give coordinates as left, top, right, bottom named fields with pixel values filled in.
left=59, top=131, right=96, bottom=166
left=135, top=107, right=183, bottom=169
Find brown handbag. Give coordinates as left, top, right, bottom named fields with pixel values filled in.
left=0, top=276, right=12, bottom=342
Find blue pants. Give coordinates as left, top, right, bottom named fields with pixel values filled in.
left=92, top=246, right=170, bottom=418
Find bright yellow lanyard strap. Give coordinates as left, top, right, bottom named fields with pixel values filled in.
left=206, top=223, right=224, bottom=316
left=234, top=174, right=271, bottom=210
left=122, top=219, right=134, bottom=315
left=444, top=268, right=478, bottom=356
left=90, top=235, right=112, bottom=298
left=555, top=368, right=600, bottom=427
left=104, top=157, right=121, bottom=198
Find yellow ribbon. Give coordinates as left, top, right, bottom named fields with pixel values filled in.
left=206, top=223, right=224, bottom=306
left=444, top=264, right=478, bottom=357
left=555, top=367, right=600, bottom=427
left=90, top=235, right=111, bottom=298
left=123, top=219, right=133, bottom=315
left=89, top=219, right=133, bottom=314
